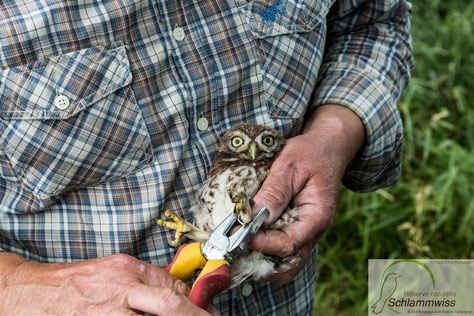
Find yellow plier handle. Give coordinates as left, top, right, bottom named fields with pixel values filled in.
left=166, top=242, right=207, bottom=280
left=165, top=242, right=231, bottom=309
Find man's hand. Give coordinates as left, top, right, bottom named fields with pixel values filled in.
left=0, top=252, right=216, bottom=315
left=250, top=104, right=365, bottom=284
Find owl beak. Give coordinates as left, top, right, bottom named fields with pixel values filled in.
left=248, top=143, right=258, bottom=160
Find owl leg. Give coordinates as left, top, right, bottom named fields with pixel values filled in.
left=155, top=210, right=209, bottom=246
left=268, top=206, right=298, bottom=230
left=227, top=188, right=252, bottom=223
left=273, top=255, right=302, bottom=273
left=185, top=227, right=209, bottom=243
left=266, top=206, right=301, bottom=273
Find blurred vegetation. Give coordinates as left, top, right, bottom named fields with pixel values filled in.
left=314, top=0, right=474, bottom=315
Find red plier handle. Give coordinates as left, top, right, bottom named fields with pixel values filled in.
left=166, top=242, right=231, bottom=309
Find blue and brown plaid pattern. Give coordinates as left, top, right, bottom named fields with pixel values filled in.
left=0, top=0, right=413, bottom=314
left=0, top=43, right=153, bottom=196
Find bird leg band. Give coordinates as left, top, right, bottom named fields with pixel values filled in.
left=227, top=189, right=252, bottom=223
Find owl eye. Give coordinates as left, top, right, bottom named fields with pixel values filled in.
left=231, top=136, right=244, bottom=148
left=262, top=135, right=274, bottom=147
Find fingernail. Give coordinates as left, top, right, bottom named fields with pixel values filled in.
left=175, top=280, right=190, bottom=295
left=251, top=203, right=272, bottom=225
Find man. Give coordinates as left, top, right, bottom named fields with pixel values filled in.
left=0, top=0, right=413, bottom=314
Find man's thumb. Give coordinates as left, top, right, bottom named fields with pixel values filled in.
left=252, top=167, right=295, bottom=225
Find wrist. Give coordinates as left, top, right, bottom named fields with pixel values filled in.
left=302, top=104, right=365, bottom=175
left=0, top=253, right=29, bottom=312
left=1, top=254, right=64, bottom=313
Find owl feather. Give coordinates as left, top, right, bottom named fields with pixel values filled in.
left=159, top=124, right=301, bottom=286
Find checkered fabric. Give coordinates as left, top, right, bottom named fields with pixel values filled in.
left=0, top=0, right=413, bottom=314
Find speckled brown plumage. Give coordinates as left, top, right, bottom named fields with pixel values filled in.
left=159, top=124, right=300, bottom=286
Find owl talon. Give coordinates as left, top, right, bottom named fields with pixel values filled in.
left=227, top=189, right=252, bottom=223
left=155, top=210, right=192, bottom=247
left=168, top=231, right=183, bottom=248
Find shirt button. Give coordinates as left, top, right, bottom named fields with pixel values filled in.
left=197, top=117, right=209, bottom=131
left=54, top=95, right=70, bottom=110
left=173, top=27, right=185, bottom=41
left=241, top=283, right=253, bottom=297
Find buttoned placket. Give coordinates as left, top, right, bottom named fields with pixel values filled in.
left=168, top=17, right=214, bottom=135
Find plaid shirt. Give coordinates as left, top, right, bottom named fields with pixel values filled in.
left=0, top=0, right=413, bottom=314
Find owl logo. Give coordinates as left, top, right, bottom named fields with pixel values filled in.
left=371, top=273, right=402, bottom=314
left=370, top=259, right=436, bottom=315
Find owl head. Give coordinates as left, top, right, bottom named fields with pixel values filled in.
left=217, top=124, right=285, bottom=162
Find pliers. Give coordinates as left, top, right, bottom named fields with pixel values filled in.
left=165, top=207, right=269, bottom=309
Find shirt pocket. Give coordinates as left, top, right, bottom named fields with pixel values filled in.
left=0, top=42, right=153, bottom=197
left=238, top=0, right=332, bottom=119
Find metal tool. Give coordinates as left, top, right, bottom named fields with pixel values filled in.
left=165, top=207, right=269, bottom=309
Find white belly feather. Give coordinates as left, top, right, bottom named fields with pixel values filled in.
left=192, top=166, right=262, bottom=231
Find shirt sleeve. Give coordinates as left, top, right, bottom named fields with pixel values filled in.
left=310, top=0, right=414, bottom=192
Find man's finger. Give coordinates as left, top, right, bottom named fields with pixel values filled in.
left=252, top=160, right=306, bottom=225
left=127, top=284, right=210, bottom=316
left=249, top=230, right=294, bottom=257
left=207, top=304, right=221, bottom=316
left=136, top=261, right=190, bottom=296
left=249, top=205, right=331, bottom=257
left=261, top=243, right=313, bottom=285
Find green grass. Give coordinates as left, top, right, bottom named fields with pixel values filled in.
left=313, top=0, right=474, bottom=315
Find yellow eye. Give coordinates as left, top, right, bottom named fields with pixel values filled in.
left=231, top=136, right=244, bottom=148
left=262, top=135, right=274, bottom=147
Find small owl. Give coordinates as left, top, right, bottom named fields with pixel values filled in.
left=158, top=124, right=300, bottom=286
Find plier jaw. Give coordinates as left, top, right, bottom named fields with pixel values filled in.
left=201, top=207, right=270, bottom=262
left=164, top=207, right=269, bottom=309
